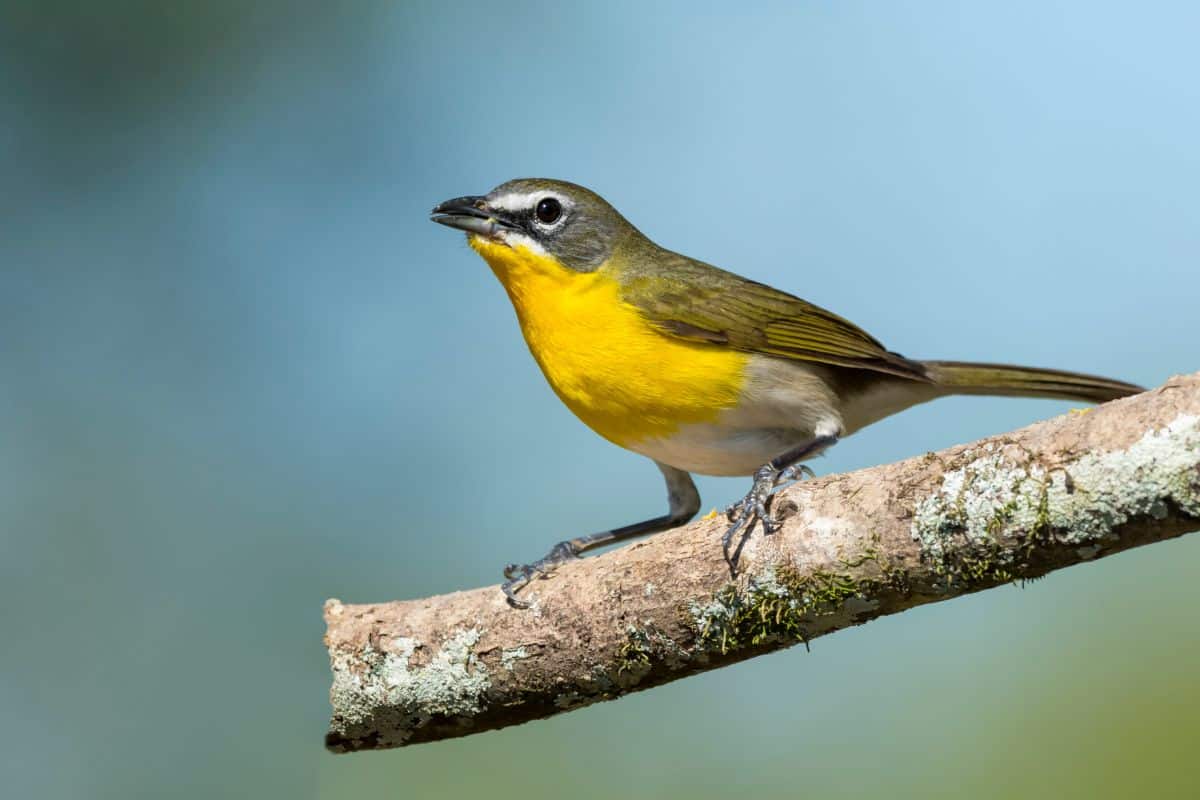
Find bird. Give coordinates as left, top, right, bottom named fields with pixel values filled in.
left=430, top=178, right=1143, bottom=606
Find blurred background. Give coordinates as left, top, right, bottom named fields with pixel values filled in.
left=2, top=1, right=1197, bottom=797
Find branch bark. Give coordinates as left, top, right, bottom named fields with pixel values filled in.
left=324, top=372, right=1200, bottom=753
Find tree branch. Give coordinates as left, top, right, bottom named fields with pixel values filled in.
left=324, top=372, right=1200, bottom=753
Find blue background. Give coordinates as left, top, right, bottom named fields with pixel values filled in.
left=2, top=2, right=1197, bottom=797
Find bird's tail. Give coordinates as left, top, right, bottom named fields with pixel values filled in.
left=923, top=361, right=1144, bottom=404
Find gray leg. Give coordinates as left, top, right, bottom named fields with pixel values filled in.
left=502, top=462, right=699, bottom=607
left=723, top=434, right=840, bottom=563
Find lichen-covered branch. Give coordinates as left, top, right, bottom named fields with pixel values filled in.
left=324, top=372, right=1200, bottom=753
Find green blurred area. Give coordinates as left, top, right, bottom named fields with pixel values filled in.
left=2, top=2, right=1197, bottom=798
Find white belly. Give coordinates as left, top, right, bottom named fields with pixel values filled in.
left=628, top=423, right=815, bottom=476
left=625, top=357, right=843, bottom=476
left=624, top=355, right=942, bottom=476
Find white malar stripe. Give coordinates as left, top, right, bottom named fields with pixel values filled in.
left=497, top=229, right=548, bottom=256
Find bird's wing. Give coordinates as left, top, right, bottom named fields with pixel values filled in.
left=621, top=253, right=932, bottom=382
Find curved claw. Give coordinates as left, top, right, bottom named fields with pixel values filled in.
left=721, top=461, right=817, bottom=565
left=758, top=502, right=779, bottom=534
left=779, top=464, right=816, bottom=483
left=721, top=494, right=774, bottom=560
left=721, top=508, right=749, bottom=552
left=502, top=570, right=534, bottom=608
left=500, top=540, right=581, bottom=608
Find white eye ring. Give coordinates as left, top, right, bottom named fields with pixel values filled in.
left=532, top=195, right=565, bottom=227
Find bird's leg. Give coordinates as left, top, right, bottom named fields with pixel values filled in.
left=502, top=463, right=700, bottom=608
left=723, top=434, right=840, bottom=563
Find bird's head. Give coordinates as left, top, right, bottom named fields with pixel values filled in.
left=431, top=178, right=635, bottom=273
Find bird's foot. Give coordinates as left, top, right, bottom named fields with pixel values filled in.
left=501, top=540, right=580, bottom=608
left=722, top=463, right=815, bottom=563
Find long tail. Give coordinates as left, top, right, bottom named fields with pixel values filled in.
left=923, top=361, right=1144, bottom=404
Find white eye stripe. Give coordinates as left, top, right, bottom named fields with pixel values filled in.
left=489, top=192, right=541, bottom=212
left=490, top=191, right=570, bottom=216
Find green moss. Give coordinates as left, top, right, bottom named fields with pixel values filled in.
left=615, top=623, right=692, bottom=683
left=690, top=554, right=910, bottom=656
left=617, top=628, right=653, bottom=676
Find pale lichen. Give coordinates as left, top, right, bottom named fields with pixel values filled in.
left=912, top=414, right=1200, bottom=588
left=328, top=628, right=489, bottom=747
left=500, top=646, right=528, bottom=672
left=616, top=626, right=654, bottom=682
left=617, top=622, right=690, bottom=677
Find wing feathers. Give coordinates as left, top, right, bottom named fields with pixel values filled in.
left=621, top=254, right=930, bottom=382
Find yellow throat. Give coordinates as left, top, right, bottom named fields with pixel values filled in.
left=470, top=236, right=749, bottom=447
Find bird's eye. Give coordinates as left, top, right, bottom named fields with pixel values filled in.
left=535, top=197, right=562, bottom=224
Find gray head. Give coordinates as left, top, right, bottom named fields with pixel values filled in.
left=431, top=178, right=636, bottom=271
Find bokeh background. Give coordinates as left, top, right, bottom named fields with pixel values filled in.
left=3, top=2, right=1198, bottom=797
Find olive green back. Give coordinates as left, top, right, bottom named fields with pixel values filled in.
left=614, top=235, right=932, bottom=381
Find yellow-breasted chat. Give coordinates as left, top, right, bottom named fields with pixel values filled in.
left=431, top=178, right=1142, bottom=606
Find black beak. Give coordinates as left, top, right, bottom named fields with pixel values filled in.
left=430, top=195, right=517, bottom=238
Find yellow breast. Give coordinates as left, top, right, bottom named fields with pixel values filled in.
left=471, top=237, right=749, bottom=447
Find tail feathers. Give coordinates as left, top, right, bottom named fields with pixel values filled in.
left=923, top=360, right=1144, bottom=404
